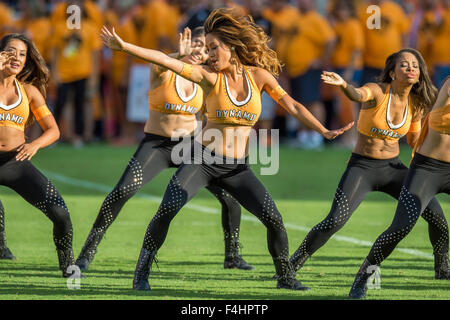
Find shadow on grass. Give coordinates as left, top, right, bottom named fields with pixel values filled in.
left=0, top=282, right=346, bottom=300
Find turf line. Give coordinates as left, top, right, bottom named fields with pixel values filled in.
left=43, top=170, right=433, bottom=260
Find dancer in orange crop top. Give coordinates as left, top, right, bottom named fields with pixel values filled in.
left=102, top=8, right=352, bottom=291
left=288, top=48, right=448, bottom=287
left=0, top=33, right=79, bottom=279
left=349, top=76, right=450, bottom=299
left=76, top=27, right=254, bottom=274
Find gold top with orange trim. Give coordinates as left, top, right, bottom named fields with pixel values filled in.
left=0, top=79, right=52, bottom=131
left=429, top=104, right=450, bottom=134
left=148, top=70, right=203, bottom=115
left=357, top=84, right=419, bottom=140
left=205, top=66, right=261, bottom=126
left=412, top=104, right=450, bottom=156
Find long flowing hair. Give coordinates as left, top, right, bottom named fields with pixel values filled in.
left=377, top=48, right=437, bottom=116
left=204, top=7, right=283, bottom=77
left=0, top=33, right=50, bottom=127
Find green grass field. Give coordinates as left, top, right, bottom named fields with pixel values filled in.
left=0, top=143, right=448, bottom=300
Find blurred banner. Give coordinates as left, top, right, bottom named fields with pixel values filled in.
left=126, top=64, right=150, bottom=123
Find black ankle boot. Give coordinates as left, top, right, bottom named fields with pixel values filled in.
left=434, top=253, right=450, bottom=280
left=0, top=246, right=15, bottom=260
left=349, top=259, right=379, bottom=299
left=0, top=231, right=15, bottom=260
left=273, top=251, right=310, bottom=279
left=274, top=257, right=310, bottom=290
left=75, top=228, right=105, bottom=271
left=133, top=247, right=157, bottom=291
left=224, top=239, right=254, bottom=270
left=0, top=232, right=15, bottom=260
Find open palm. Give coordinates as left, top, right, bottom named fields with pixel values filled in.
left=321, top=71, right=345, bottom=86
left=323, top=121, right=355, bottom=140
left=100, top=26, right=125, bottom=51
left=0, top=51, right=14, bottom=71
left=178, top=27, right=192, bottom=57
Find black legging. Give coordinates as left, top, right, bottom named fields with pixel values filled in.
left=291, top=153, right=448, bottom=264
left=91, top=134, right=242, bottom=244
left=141, top=142, right=290, bottom=263
left=0, top=150, right=73, bottom=251
left=366, top=153, right=450, bottom=265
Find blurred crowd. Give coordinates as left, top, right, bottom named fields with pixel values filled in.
left=0, top=0, right=449, bottom=149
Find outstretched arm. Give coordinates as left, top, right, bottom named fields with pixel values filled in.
left=101, top=26, right=212, bottom=85
left=257, top=69, right=353, bottom=140
left=321, top=71, right=377, bottom=103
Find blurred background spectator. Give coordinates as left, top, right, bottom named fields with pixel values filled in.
left=0, top=0, right=447, bottom=149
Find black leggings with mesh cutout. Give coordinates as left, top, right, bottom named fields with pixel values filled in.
left=366, top=153, right=450, bottom=265
left=91, top=134, right=242, bottom=244
left=141, top=142, right=290, bottom=261
left=291, top=153, right=448, bottom=263
left=0, top=150, right=73, bottom=251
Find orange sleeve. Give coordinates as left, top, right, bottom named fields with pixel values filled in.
left=179, top=63, right=193, bottom=79
left=267, top=85, right=288, bottom=103
left=31, top=104, right=52, bottom=121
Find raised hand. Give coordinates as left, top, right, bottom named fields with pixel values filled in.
left=178, top=27, right=192, bottom=58
left=0, top=51, right=14, bottom=71
left=321, top=71, right=346, bottom=87
left=100, top=26, right=125, bottom=51
left=322, top=121, right=355, bottom=140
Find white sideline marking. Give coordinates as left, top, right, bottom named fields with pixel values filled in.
left=43, top=170, right=433, bottom=259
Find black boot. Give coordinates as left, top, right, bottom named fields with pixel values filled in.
left=434, top=253, right=450, bottom=280
left=133, top=247, right=157, bottom=291
left=224, top=239, right=254, bottom=270
left=0, top=232, right=16, bottom=260
left=273, top=251, right=310, bottom=279
left=274, top=256, right=310, bottom=290
left=348, top=259, right=379, bottom=299
left=75, top=228, right=105, bottom=271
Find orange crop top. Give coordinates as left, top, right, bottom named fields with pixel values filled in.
left=205, top=66, right=261, bottom=126
left=148, top=70, right=203, bottom=116
left=412, top=104, right=450, bottom=156
left=357, top=84, right=420, bottom=140
left=0, top=79, right=52, bottom=131
left=429, top=104, right=450, bottom=134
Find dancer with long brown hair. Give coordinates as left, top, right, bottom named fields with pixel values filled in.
left=76, top=26, right=253, bottom=272
left=0, top=33, right=76, bottom=277
left=349, top=76, right=450, bottom=299
left=288, top=48, right=448, bottom=285
left=101, top=8, right=353, bottom=291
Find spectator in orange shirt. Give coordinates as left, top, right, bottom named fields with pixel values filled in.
left=15, top=0, right=52, bottom=64
left=284, top=0, right=336, bottom=149
left=261, top=0, right=301, bottom=140
left=135, top=0, right=181, bottom=55
left=51, top=1, right=102, bottom=147
left=0, top=2, right=14, bottom=39
left=415, top=0, right=450, bottom=87
left=262, top=0, right=300, bottom=66
left=329, top=0, right=364, bottom=147
left=104, top=0, right=138, bottom=143
left=358, top=0, right=410, bottom=84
